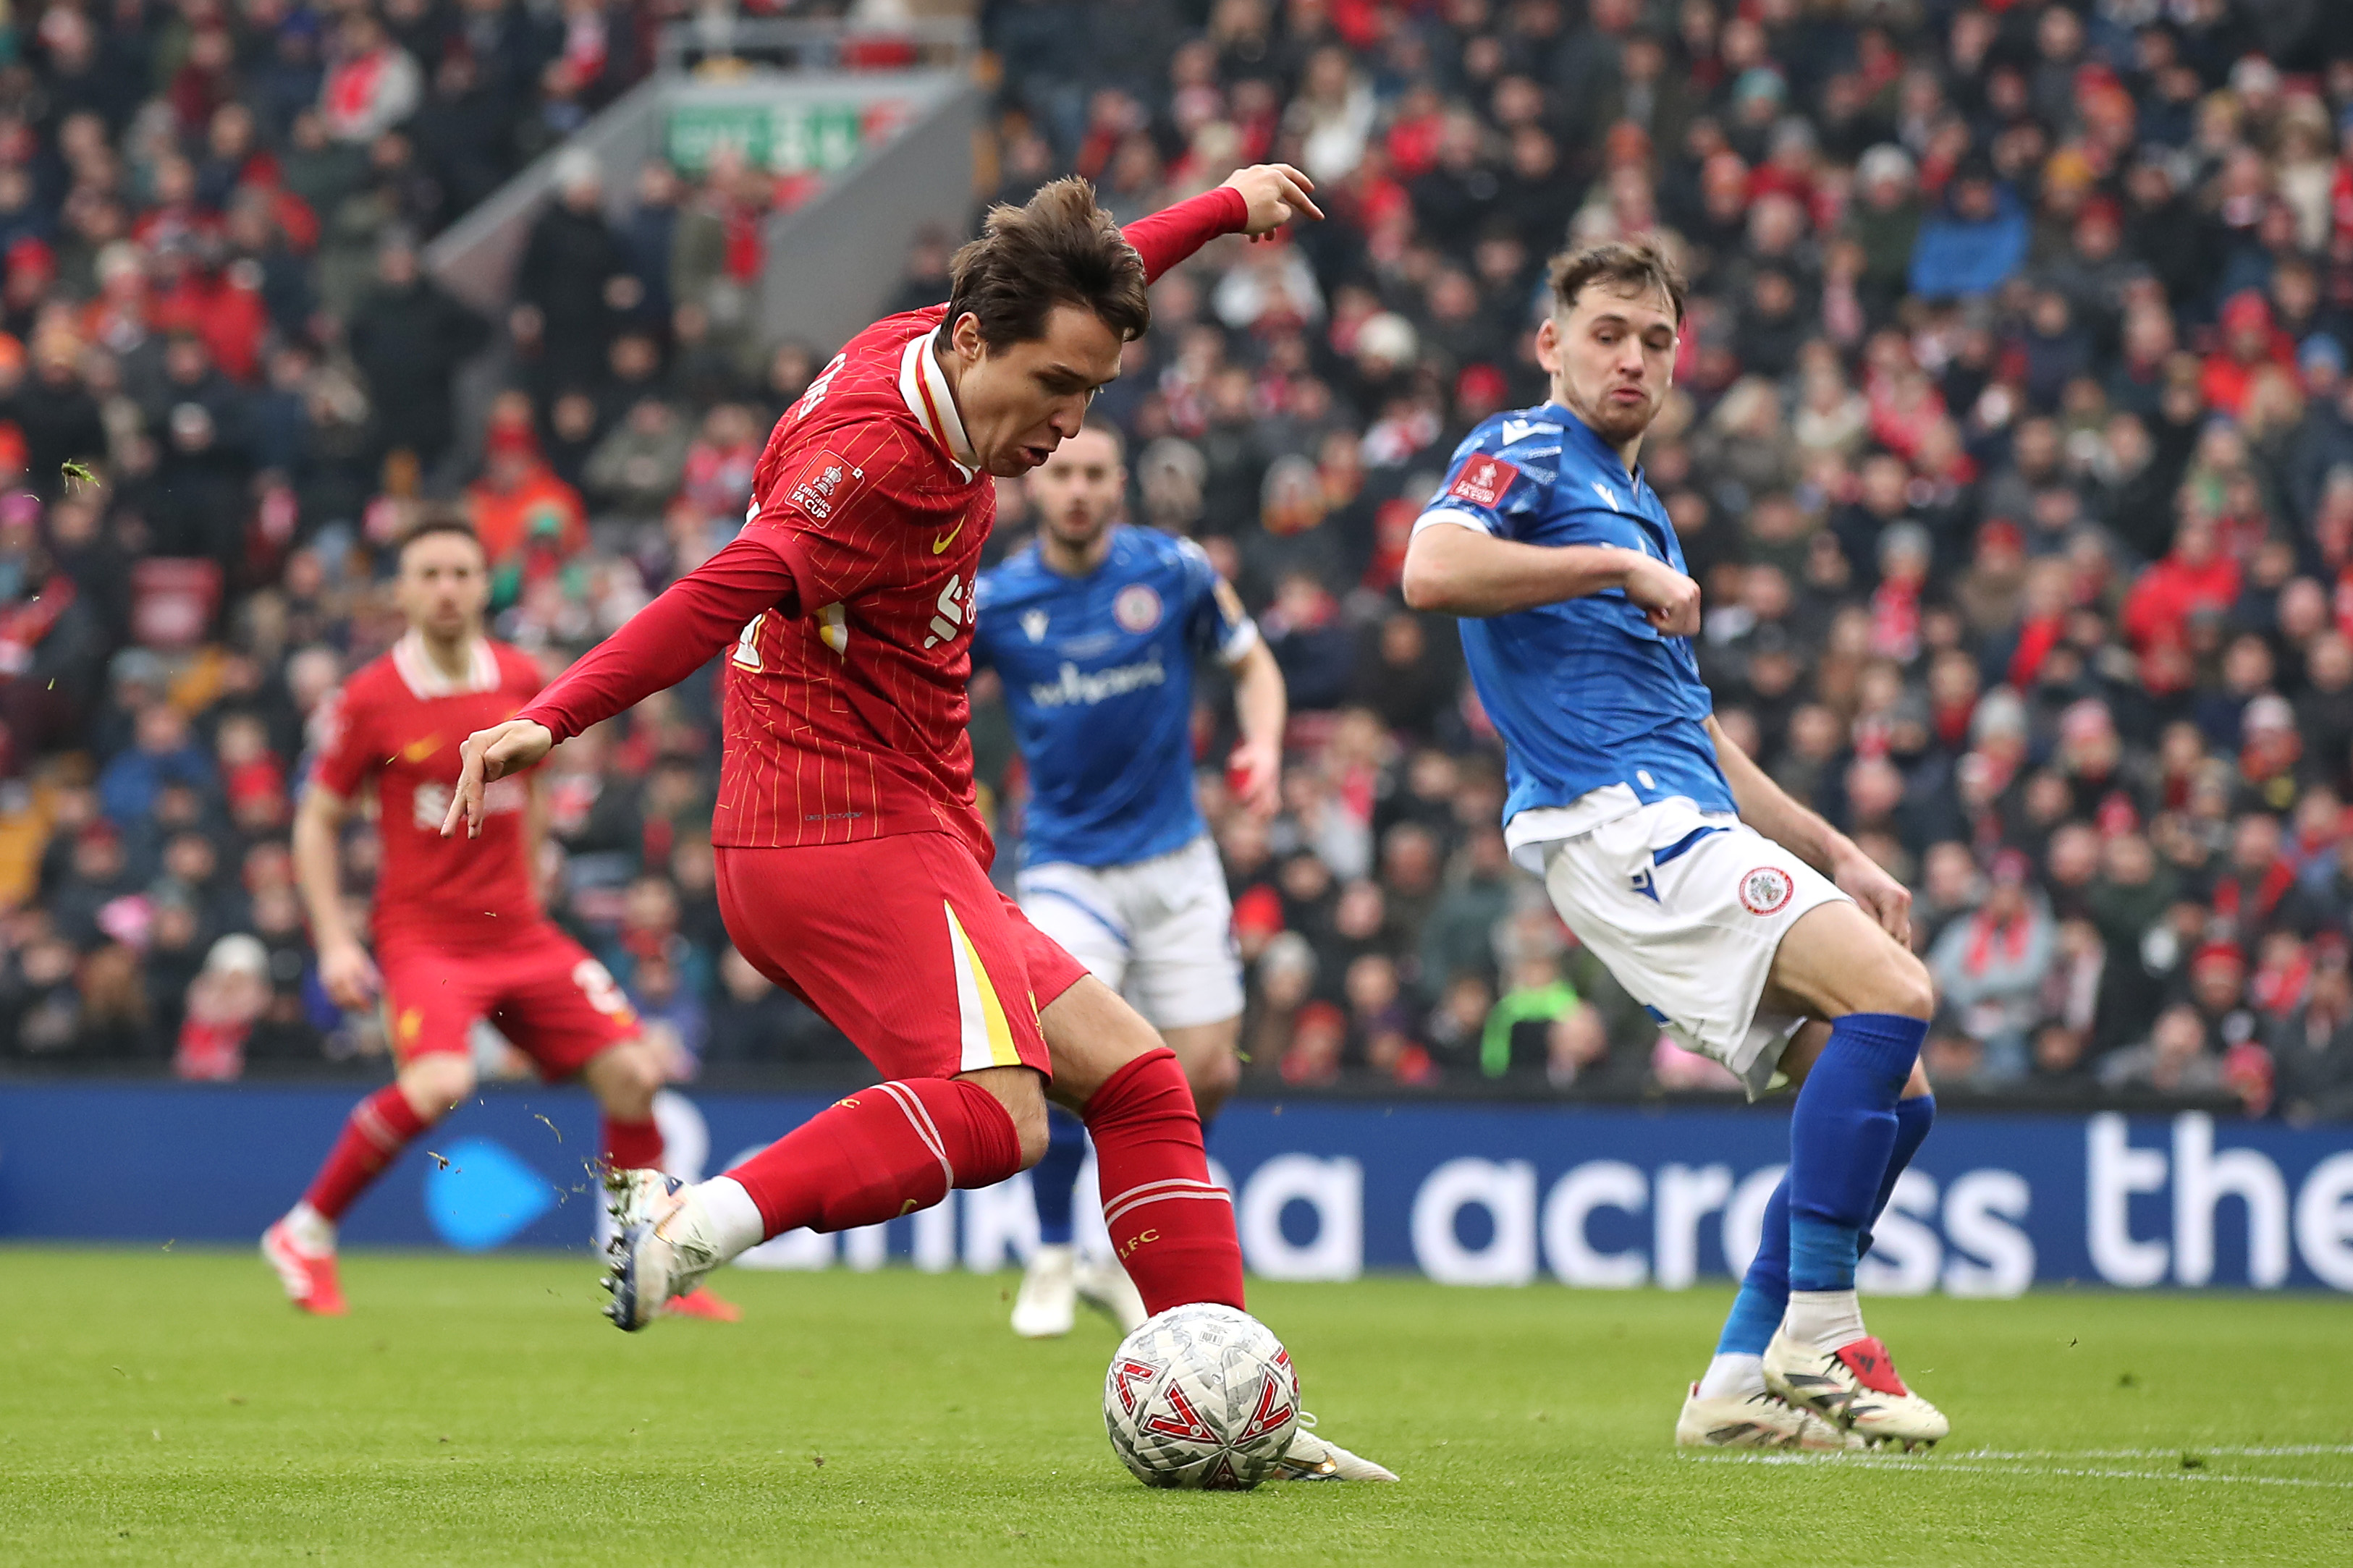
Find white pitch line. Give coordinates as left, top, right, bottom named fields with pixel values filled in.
left=1951, top=1446, right=2353, bottom=1461
left=1680, top=1452, right=2353, bottom=1491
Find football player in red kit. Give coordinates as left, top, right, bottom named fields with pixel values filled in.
left=262, top=519, right=734, bottom=1322
left=444, top=169, right=1393, bottom=1480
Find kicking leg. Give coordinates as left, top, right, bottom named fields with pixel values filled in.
left=264, top=1052, right=473, bottom=1315
left=1752, top=902, right=1948, bottom=1449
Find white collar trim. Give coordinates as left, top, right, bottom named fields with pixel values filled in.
left=392, top=630, right=499, bottom=698
left=898, top=330, right=978, bottom=480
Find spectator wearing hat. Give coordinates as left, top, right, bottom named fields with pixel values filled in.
left=1930, top=848, right=2055, bottom=1080
left=466, top=412, right=588, bottom=575
left=2202, top=290, right=2300, bottom=418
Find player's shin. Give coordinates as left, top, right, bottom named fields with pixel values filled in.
left=303, top=1083, right=436, bottom=1223
left=1083, top=1046, right=1245, bottom=1315
left=601, top=1114, right=664, bottom=1174
left=1783, top=1013, right=1926, bottom=1348
left=717, top=1078, right=1023, bottom=1246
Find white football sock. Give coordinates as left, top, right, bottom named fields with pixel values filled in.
left=1696, top=1352, right=1767, bottom=1400
left=284, top=1201, right=334, bottom=1253
left=1785, top=1289, right=1867, bottom=1352
left=690, top=1176, right=766, bottom=1263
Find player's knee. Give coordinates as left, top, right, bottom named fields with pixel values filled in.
left=1863, top=947, right=1936, bottom=1022
left=398, top=1054, right=473, bottom=1120
left=598, top=1040, right=665, bottom=1112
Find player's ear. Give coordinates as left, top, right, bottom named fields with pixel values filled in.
left=949, top=312, right=987, bottom=365
left=1534, top=315, right=1562, bottom=373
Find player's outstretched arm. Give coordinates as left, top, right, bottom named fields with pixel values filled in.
left=439, top=533, right=803, bottom=837
left=1121, top=165, right=1322, bottom=283
left=1401, top=523, right=1701, bottom=630
left=1706, top=713, right=1911, bottom=944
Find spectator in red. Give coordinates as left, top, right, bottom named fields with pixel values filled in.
left=2200, top=290, right=2297, bottom=418
left=2122, top=513, right=2242, bottom=651
left=467, top=416, right=588, bottom=569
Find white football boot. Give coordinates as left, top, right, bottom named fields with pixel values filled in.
left=601, top=1169, right=721, bottom=1331
left=1676, top=1383, right=1864, bottom=1450
left=1270, top=1413, right=1400, bottom=1481
left=1010, top=1243, right=1080, bottom=1338
left=1763, top=1328, right=1949, bottom=1451
left=1073, top=1253, right=1148, bottom=1334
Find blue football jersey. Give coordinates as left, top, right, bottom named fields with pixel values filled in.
left=973, top=525, right=1256, bottom=868
left=1414, top=402, right=1733, bottom=834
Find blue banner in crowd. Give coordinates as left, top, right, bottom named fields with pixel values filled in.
left=3, top=1084, right=2351, bottom=1294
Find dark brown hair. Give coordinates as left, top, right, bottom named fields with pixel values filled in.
left=1546, top=237, right=1688, bottom=325
left=945, top=177, right=1153, bottom=350
left=397, top=512, right=484, bottom=563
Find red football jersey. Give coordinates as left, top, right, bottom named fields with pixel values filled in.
left=311, top=632, right=546, bottom=946
left=514, top=188, right=1251, bottom=867
left=716, top=304, right=996, bottom=857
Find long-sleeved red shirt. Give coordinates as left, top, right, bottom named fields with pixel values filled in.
left=517, top=185, right=1248, bottom=860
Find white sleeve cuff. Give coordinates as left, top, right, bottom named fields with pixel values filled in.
left=1217, top=618, right=1261, bottom=668
left=1411, top=507, right=1495, bottom=537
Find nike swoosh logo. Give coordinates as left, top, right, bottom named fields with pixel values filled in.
left=402, top=737, right=442, bottom=762
left=931, top=519, right=966, bottom=554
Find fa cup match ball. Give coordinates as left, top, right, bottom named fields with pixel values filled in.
left=1102, top=1303, right=1300, bottom=1490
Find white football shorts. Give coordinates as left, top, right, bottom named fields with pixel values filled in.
left=1531, top=797, right=1849, bottom=1098
left=1016, top=834, right=1245, bottom=1031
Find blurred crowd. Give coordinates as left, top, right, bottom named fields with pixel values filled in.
left=7, top=0, right=2353, bottom=1122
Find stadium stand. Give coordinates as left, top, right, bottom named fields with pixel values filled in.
left=1, top=0, right=2349, bottom=1123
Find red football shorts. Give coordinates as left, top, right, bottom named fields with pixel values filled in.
left=377, top=923, right=640, bottom=1080
left=714, top=833, right=1086, bottom=1082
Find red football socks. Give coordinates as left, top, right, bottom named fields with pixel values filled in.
left=303, top=1084, right=432, bottom=1222
left=1085, top=1047, right=1246, bottom=1314
left=601, top=1114, right=664, bottom=1173
left=721, top=1078, right=1022, bottom=1239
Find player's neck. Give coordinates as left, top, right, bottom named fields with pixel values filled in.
left=1551, top=383, right=1642, bottom=475
left=1039, top=525, right=1116, bottom=577
left=413, top=626, right=477, bottom=680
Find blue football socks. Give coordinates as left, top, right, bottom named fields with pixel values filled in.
left=1030, top=1105, right=1089, bottom=1247
left=1788, top=1013, right=1927, bottom=1293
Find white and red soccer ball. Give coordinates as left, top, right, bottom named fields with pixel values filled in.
left=1103, top=1303, right=1301, bottom=1490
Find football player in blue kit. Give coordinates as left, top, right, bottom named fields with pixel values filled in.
left=1402, top=238, right=1949, bottom=1452
left=973, top=421, right=1288, bottom=1339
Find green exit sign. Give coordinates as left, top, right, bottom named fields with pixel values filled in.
left=666, top=103, right=867, bottom=174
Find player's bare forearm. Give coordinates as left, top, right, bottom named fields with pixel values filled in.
left=1402, top=526, right=1647, bottom=617
left=292, top=784, right=357, bottom=951
left=1706, top=715, right=1846, bottom=874
left=1707, top=715, right=1910, bottom=940
left=1229, top=637, right=1287, bottom=817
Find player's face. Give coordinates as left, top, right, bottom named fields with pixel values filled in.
left=394, top=533, right=490, bottom=640
left=1026, top=425, right=1125, bottom=548
left=1539, top=282, right=1678, bottom=447
left=951, top=304, right=1125, bottom=478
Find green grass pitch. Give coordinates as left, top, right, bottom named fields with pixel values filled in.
left=5, top=1247, right=2349, bottom=1567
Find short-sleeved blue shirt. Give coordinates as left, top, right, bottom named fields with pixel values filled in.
left=1415, top=402, right=1733, bottom=832
left=973, top=525, right=1256, bottom=868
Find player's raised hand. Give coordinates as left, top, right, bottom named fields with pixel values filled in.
left=1222, top=164, right=1325, bottom=241
left=1621, top=554, right=1702, bottom=637
left=316, top=938, right=381, bottom=1010
left=1832, top=842, right=1914, bottom=947
left=440, top=718, right=554, bottom=839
